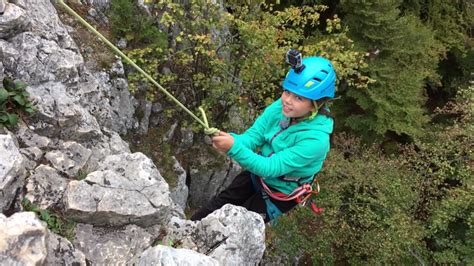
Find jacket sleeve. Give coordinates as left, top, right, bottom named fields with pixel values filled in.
left=227, top=134, right=330, bottom=178
left=229, top=99, right=281, bottom=151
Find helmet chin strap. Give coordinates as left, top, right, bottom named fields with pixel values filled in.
left=280, top=100, right=322, bottom=128
left=308, top=101, right=319, bottom=120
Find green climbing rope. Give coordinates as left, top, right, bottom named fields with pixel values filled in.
left=56, top=0, right=219, bottom=135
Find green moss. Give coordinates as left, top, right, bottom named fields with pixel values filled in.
left=75, top=169, right=88, bottom=180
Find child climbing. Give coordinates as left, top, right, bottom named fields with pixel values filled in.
left=56, top=1, right=333, bottom=224
left=191, top=50, right=335, bottom=223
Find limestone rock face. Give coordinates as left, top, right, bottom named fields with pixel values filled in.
left=73, top=223, right=153, bottom=265
left=45, top=232, right=87, bottom=266
left=189, top=157, right=241, bottom=207
left=133, top=245, right=220, bottom=266
left=25, top=164, right=68, bottom=210
left=165, top=204, right=266, bottom=265
left=64, top=152, right=181, bottom=226
left=169, top=156, right=188, bottom=211
left=0, top=2, right=29, bottom=39
left=0, top=212, right=48, bottom=265
left=0, top=134, right=26, bottom=212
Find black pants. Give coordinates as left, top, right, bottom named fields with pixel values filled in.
left=190, top=171, right=297, bottom=223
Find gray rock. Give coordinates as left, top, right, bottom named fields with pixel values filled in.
left=106, top=129, right=130, bottom=154
left=74, top=73, right=136, bottom=135
left=16, top=123, right=52, bottom=148
left=80, top=0, right=111, bottom=12
left=84, top=130, right=130, bottom=173
left=163, top=122, right=178, bottom=142
left=0, top=2, right=29, bottom=39
left=26, top=81, right=102, bottom=140
left=228, top=104, right=248, bottom=131
left=8, top=32, right=83, bottom=84
left=188, top=157, right=241, bottom=207
left=87, top=7, right=98, bottom=18
left=169, top=157, right=188, bottom=212
left=0, top=133, right=26, bottom=212
left=64, top=152, right=179, bottom=226
left=165, top=204, right=266, bottom=265
left=45, top=141, right=92, bottom=177
left=21, top=0, right=78, bottom=45
left=46, top=232, right=87, bottom=266
left=133, top=245, right=219, bottom=266
left=74, top=223, right=153, bottom=265
left=137, top=99, right=152, bottom=135
left=136, top=0, right=152, bottom=16
left=179, top=127, right=194, bottom=150
left=152, top=102, right=163, bottom=113
left=25, top=164, right=69, bottom=209
left=0, top=212, right=48, bottom=265
left=20, top=146, right=44, bottom=161
left=116, top=38, right=127, bottom=49
left=110, top=58, right=125, bottom=76
left=0, top=61, right=4, bottom=82
left=0, top=0, right=6, bottom=14
left=20, top=146, right=43, bottom=170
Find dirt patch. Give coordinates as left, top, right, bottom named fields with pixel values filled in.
left=56, top=1, right=116, bottom=71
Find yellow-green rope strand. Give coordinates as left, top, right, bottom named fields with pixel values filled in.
left=56, top=0, right=218, bottom=134
left=199, top=107, right=219, bottom=135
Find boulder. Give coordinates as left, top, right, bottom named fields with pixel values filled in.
left=44, top=141, right=92, bottom=178
left=73, top=223, right=153, bottom=265
left=0, top=133, right=26, bottom=212
left=0, top=212, right=48, bottom=265
left=133, top=245, right=219, bottom=266
left=45, top=231, right=87, bottom=266
left=25, top=164, right=68, bottom=210
left=64, top=152, right=180, bottom=226
left=165, top=204, right=266, bottom=265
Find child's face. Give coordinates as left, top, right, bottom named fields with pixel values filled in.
left=281, top=90, right=315, bottom=118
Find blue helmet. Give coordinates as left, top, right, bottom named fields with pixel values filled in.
left=282, top=56, right=336, bottom=100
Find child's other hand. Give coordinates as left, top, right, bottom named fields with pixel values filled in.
left=211, top=131, right=234, bottom=153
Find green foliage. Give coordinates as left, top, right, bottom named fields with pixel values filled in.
left=21, top=198, right=76, bottom=241
left=0, top=77, right=35, bottom=128
left=400, top=0, right=473, bottom=54
left=108, top=0, right=167, bottom=48
left=338, top=0, right=444, bottom=140
left=404, top=84, right=473, bottom=264
left=75, top=169, right=88, bottom=180
left=266, top=85, right=473, bottom=264
left=125, top=1, right=370, bottom=131
left=267, top=134, right=426, bottom=264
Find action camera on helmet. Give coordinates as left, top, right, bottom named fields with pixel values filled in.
left=286, top=49, right=305, bottom=74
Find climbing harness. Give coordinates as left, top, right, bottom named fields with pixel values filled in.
left=250, top=173, right=323, bottom=224
left=56, top=0, right=219, bottom=136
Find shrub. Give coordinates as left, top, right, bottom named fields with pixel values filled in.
left=108, top=0, right=167, bottom=48
left=0, top=77, right=35, bottom=128
left=21, top=198, right=76, bottom=241
left=267, top=134, right=426, bottom=264
left=125, top=1, right=371, bottom=132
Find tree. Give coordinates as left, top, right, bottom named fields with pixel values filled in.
left=337, top=0, right=442, bottom=140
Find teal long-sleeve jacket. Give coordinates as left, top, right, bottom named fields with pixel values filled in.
left=227, top=98, right=333, bottom=194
